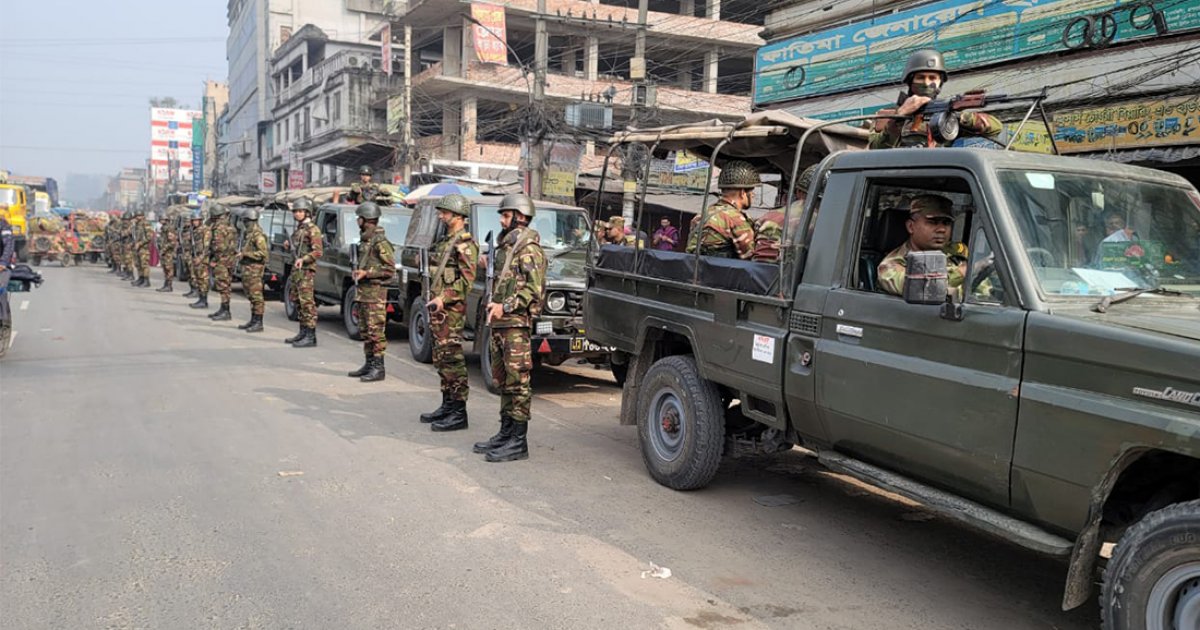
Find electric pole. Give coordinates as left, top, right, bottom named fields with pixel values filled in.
left=531, top=0, right=548, bottom=199
left=402, top=23, right=413, bottom=185
left=622, top=0, right=649, bottom=223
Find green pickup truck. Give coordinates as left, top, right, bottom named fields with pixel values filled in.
left=584, top=113, right=1199, bottom=628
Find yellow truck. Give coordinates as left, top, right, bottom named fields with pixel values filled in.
left=0, top=180, right=30, bottom=262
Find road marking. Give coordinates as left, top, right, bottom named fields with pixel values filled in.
left=20, top=300, right=29, bottom=311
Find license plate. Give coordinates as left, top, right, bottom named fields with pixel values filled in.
left=570, top=338, right=612, bottom=353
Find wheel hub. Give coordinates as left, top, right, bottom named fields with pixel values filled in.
left=661, top=407, right=680, bottom=434
left=1147, top=561, right=1200, bottom=630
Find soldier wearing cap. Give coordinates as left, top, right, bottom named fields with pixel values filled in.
left=347, top=165, right=380, bottom=204
left=419, top=194, right=480, bottom=430
left=237, top=208, right=269, bottom=333
left=687, top=160, right=759, bottom=259
left=186, top=211, right=209, bottom=304
left=870, top=49, right=1002, bottom=150
left=600, top=216, right=637, bottom=247
left=752, top=164, right=818, bottom=263
left=284, top=197, right=323, bottom=348
left=131, top=209, right=152, bottom=287
left=877, top=194, right=971, bottom=297
left=206, top=204, right=238, bottom=322
left=156, top=212, right=180, bottom=292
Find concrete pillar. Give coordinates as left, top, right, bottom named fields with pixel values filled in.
left=444, top=25, right=464, bottom=77
left=562, top=45, right=578, bottom=75
left=677, top=61, right=693, bottom=89
left=584, top=36, right=599, bottom=81
left=443, top=102, right=462, bottom=159
left=680, top=0, right=694, bottom=16
left=708, top=0, right=720, bottom=20
left=461, top=96, right=477, bottom=160
left=703, top=48, right=718, bottom=93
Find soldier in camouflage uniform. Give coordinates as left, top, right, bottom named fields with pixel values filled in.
left=207, top=204, right=238, bottom=321
left=686, top=160, right=759, bottom=259
left=346, top=165, right=380, bottom=204
left=284, top=197, right=323, bottom=347
left=156, top=213, right=180, bottom=292
left=342, top=202, right=396, bottom=381
left=188, top=211, right=212, bottom=309
left=877, top=194, right=972, bottom=298
left=600, top=216, right=638, bottom=247
left=869, top=49, right=1002, bottom=150
left=236, top=208, right=269, bottom=333
left=179, top=214, right=196, bottom=297
left=473, top=193, right=547, bottom=463
left=131, top=210, right=152, bottom=287
left=105, top=219, right=120, bottom=273
left=752, top=164, right=817, bottom=263
left=419, top=194, right=479, bottom=431
left=117, top=213, right=134, bottom=280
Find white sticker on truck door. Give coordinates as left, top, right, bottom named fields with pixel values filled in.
left=752, top=335, right=775, bottom=363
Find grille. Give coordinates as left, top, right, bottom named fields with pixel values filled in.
left=545, top=289, right=583, bottom=316
left=789, top=311, right=821, bottom=336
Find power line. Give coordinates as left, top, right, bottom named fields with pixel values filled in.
left=0, top=144, right=147, bottom=154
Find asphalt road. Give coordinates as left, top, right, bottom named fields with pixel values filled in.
left=1, top=265, right=1102, bottom=630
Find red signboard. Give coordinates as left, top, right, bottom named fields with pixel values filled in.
left=288, top=169, right=305, bottom=190
left=471, top=3, right=507, bottom=65
left=381, top=24, right=392, bottom=76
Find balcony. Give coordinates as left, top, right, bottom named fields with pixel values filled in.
left=275, top=50, right=393, bottom=107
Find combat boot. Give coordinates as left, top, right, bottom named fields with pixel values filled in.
left=156, top=279, right=172, bottom=292
left=347, top=354, right=371, bottom=378
left=237, top=314, right=256, bottom=329
left=138, top=277, right=151, bottom=288
left=485, top=421, right=528, bottom=462
left=243, top=314, right=263, bottom=333
left=182, top=288, right=197, bottom=298
left=129, top=275, right=139, bottom=286
left=209, top=302, right=231, bottom=321
left=284, top=325, right=305, bottom=343
left=291, top=327, right=317, bottom=348
left=431, top=400, right=468, bottom=432
left=420, top=392, right=452, bottom=424
left=189, top=295, right=209, bottom=309
left=359, top=355, right=385, bottom=382
left=473, top=416, right=514, bottom=453
left=0, top=322, right=11, bottom=359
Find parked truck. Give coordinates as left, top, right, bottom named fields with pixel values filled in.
left=584, top=112, right=1200, bottom=628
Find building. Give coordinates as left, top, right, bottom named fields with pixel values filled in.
left=199, top=81, right=230, bottom=193
left=149, top=107, right=201, bottom=200
left=754, top=0, right=1200, bottom=183
left=219, top=0, right=387, bottom=194
left=101, top=168, right=146, bottom=211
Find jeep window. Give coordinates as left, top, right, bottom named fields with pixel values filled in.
left=999, top=170, right=1200, bottom=297
left=0, top=188, right=17, bottom=206
left=319, top=211, right=339, bottom=247
left=965, top=225, right=1007, bottom=304
left=473, top=205, right=590, bottom=252
left=341, top=210, right=411, bottom=247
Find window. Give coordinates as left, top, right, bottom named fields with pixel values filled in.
left=284, top=118, right=289, bottom=141
left=332, top=92, right=341, bottom=122
left=319, top=212, right=339, bottom=247
left=965, top=225, right=1007, bottom=304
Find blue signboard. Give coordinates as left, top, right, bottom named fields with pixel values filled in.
left=192, top=143, right=204, bottom=191
left=755, top=0, right=1200, bottom=106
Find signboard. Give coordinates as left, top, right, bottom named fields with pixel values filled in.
left=672, top=149, right=709, bottom=173
left=288, top=169, right=306, bottom=190
left=381, top=24, right=392, bottom=76
left=1051, top=96, right=1200, bottom=153
left=755, top=0, right=1200, bottom=106
left=261, top=171, right=278, bottom=194
left=149, top=107, right=202, bottom=183
left=471, top=3, right=508, bottom=65
left=543, top=142, right=582, bottom=199
left=192, top=143, right=204, bottom=190
left=387, top=95, right=405, bottom=135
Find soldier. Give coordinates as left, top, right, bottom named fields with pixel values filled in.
left=123, top=212, right=138, bottom=280
left=105, top=218, right=120, bottom=273
left=180, top=213, right=196, bottom=298
left=188, top=211, right=212, bottom=309
left=346, top=165, right=380, bottom=204
left=236, top=208, right=269, bottom=333
left=869, top=49, right=1003, bottom=150
left=686, top=160, right=759, bottom=259
left=0, top=216, right=14, bottom=358
left=600, top=216, right=638, bottom=247
left=156, top=212, right=180, bottom=292
left=473, top=193, right=547, bottom=463
left=419, top=194, right=479, bottom=430
left=131, top=209, right=152, bottom=287
left=877, top=194, right=971, bottom=298
left=117, top=213, right=134, bottom=280
left=284, top=197, right=322, bottom=347
left=206, top=204, right=238, bottom=321
left=752, top=164, right=817, bottom=263
left=344, top=202, right=396, bottom=381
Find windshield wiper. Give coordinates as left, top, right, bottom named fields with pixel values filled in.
left=1091, top=287, right=1185, bottom=313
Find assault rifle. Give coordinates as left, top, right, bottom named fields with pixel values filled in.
left=350, top=238, right=360, bottom=288
left=419, top=246, right=430, bottom=303
left=482, top=230, right=496, bottom=320
left=896, top=88, right=1054, bottom=150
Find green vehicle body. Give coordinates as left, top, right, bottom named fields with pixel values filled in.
left=585, top=117, right=1200, bottom=617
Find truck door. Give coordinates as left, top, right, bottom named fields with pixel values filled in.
left=315, top=208, right=342, bottom=297
left=815, top=171, right=1025, bottom=508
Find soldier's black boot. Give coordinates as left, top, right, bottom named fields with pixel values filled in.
left=129, top=275, right=139, bottom=286
left=237, top=313, right=255, bottom=329
left=182, top=287, right=197, bottom=298
left=473, top=416, right=515, bottom=453
left=359, top=356, right=385, bottom=382
left=243, top=315, right=263, bottom=333
left=347, top=354, right=371, bottom=378
left=139, top=277, right=151, bottom=287
left=292, top=327, right=317, bottom=348
left=431, top=400, right=468, bottom=432
left=189, top=295, right=209, bottom=309
left=485, top=421, right=528, bottom=462
left=420, top=392, right=452, bottom=424
left=156, top=279, right=172, bottom=292
left=209, top=302, right=231, bottom=321
left=284, top=325, right=305, bottom=343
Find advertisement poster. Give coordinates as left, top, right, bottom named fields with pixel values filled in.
left=1051, top=96, right=1200, bottom=152
left=261, top=172, right=278, bottom=195
left=542, top=142, right=583, bottom=199
left=471, top=3, right=508, bottom=65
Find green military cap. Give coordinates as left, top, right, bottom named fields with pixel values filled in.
left=607, top=216, right=625, bottom=229
left=435, top=194, right=470, bottom=217
left=909, top=194, right=954, bottom=219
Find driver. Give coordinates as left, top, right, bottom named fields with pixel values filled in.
left=878, top=194, right=971, bottom=297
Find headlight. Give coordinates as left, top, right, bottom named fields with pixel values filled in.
left=546, top=291, right=567, bottom=313
left=536, top=321, right=554, bottom=336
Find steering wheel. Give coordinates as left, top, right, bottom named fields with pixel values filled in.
left=1026, top=247, right=1057, bottom=266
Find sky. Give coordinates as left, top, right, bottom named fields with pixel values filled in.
left=0, top=0, right=228, bottom=202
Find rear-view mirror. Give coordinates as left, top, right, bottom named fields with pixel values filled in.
left=902, top=251, right=948, bottom=306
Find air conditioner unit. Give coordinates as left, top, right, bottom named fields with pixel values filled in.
left=370, top=58, right=382, bottom=70
left=566, top=102, right=613, bottom=130
left=348, top=55, right=361, bottom=67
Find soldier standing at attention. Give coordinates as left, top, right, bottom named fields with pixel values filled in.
left=419, top=194, right=479, bottom=431
left=119, top=213, right=135, bottom=280
left=188, top=211, right=212, bottom=310
left=687, top=160, right=759, bottom=259
left=752, top=164, right=817, bottom=263
left=475, top=194, right=546, bottom=462
left=0, top=217, right=14, bottom=358
left=206, top=205, right=237, bottom=322
left=345, top=202, right=395, bottom=381
left=346, top=166, right=380, bottom=204
left=236, top=208, right=268, bottom=333
left=105, top=218, right=120, bottom=274
left=869, top=49, right=1002, bottom=150
left=156, top=213, right=180, bottom=292
left=131, top=210, right=152, bottom=287
left=284, top=197, right=322, bottom=348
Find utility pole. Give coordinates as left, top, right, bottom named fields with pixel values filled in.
left=402, top=23, right=413, bottom=185
left=530, top=0, right=548, bottom=199
left=622, top=0, right=649, bottom=224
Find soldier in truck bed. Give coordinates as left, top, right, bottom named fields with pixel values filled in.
left=686, top=160, right=759, bottom=259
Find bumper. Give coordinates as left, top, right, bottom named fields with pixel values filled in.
left=531, top=319, right=616, bottom=356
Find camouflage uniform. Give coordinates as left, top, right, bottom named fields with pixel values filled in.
left=209, top=218, right=238, bottom=304
left=120, top=218, right=135, bottom=276
left=489, top=226, right=547, bottom=424
left=431, top=227, right=479, bottom=402
left=289, top=217, right=323, bottom=328
left=752, top=210, right=786, bottom=262
left=347, top=182, right=380, bottom=204
left=190, top=222, right=212, bottom=298
left=686, top=200, right=754, bottom=259
left=869, top=110, right=1002, bottom=150
left=239, top=222, right=269, bottom=316
left=104, top=220, right=120, bottom=269
left=133, top=216, right=152, bottom=280
left=159, top=221, right=179, bottom=284
left=353, top=223, right=396, bottom=356
left=877, top=240, right=969, bottom=297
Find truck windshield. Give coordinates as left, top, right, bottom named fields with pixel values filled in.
left=341, top=210, right=411, bottom=246
left=474, top=206, right=591, bottom=251
left=0, top=189, right=16, bottom=206
left=999, top=170, right=1200, bottom=297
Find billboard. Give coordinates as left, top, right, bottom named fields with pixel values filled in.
left=150, top=107, right=202, bottom=185
left=471, top=3, right=508, bottom=65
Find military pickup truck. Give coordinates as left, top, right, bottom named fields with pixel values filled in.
left=399, top=195, right=613, bottom=392
left=584, top=112, right=1200, bottom=627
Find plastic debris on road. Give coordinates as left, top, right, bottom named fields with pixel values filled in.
left=277, top=471, right=304, bottom=477
left=641, top=562, right=672, bottom=579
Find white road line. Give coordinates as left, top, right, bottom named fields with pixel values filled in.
left=8, top=331, right=16, bottom=347
left=20, top=300, right=29, bottom=311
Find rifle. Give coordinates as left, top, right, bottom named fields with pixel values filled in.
left=896, top=88, right=1052, bottom=149
left=350, top=237, right=360, bottom=288
left=419, top=245, right=430, bottom=304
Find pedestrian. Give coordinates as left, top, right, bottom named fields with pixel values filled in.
left=283, top=197, right=322, bottom=347
left=237, top=208, right=268, bottom=333
left=157, top=212, right=180, bottom=292
left=419, top=194, right=479, bottom=430
left=131, top=209, right=152, bottom=287
left=206, top=204, right=237, bottom=321
left=345, top=202, right=395, bottom=380
left=188, top=211, right=212, bottom=309
left=652, top=217, right=679, bottom=251
left=0, top=216, right=15, bottom=358
left=473, top=193, right=546, bottom=462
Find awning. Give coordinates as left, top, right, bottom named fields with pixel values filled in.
left=1078, top=145, right=1200, bottom=165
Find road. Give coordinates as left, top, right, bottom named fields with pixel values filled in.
left=1, top=265, right=1101, bottom=630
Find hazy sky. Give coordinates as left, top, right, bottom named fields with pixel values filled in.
left=0, top=0, right=227, bottom=198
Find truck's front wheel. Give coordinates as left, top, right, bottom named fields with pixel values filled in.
left=1101, top=499, right=1200, bottom=630
left=637, top=355, right=724, bottom=491
left=408, top=295, right=433, bottom=363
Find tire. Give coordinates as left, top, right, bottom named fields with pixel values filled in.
left=282, top=274, right=299, bottom=322
left=32, top=255, right=41, bottom=267
left=478, top=323, right=502, bottom=395
left=342, top=286, right=362, bottom=341
left=407, top=295, right=433, bottom=363
left=1101, top=499, right=1200, bottom=630
left=636, top=355, right=725, bottom=490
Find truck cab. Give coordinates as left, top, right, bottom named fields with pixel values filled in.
left=0, top=184, right=30, bottom=261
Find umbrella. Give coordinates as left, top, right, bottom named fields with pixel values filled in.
left=403, top=182, right=480, bottom=203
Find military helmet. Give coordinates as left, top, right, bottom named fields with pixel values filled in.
left=498, top=193, right=536, bottom=218
left=356, top=202, right=382, bottom=220
left=902, top=49, right=947, bottom=84
left=359, top=165, right=373, bottom=176
left=191, top=210, right=203, bottom=221
left=209, top=203, right=230, bottom=217
left=717, top=160, right=760, bottom=190
left=243, top=208, right=261, bottom=222
left=435, top=194, right=471, bottom=217
left=291, top=197, right=314, bottom=212
left=796, top=165, right=819, bottom=193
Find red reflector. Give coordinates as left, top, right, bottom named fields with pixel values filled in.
left=270, top=275, right=277, bottom=281
left=386, top=304, right=395, bottom=314
left=538, top=339, right=551, bottom=354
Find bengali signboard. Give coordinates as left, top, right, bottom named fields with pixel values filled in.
left=542, top=142, right=583, bottom=199
left=648, top=152, right=709, bottom=193
left=471, top=3, right=508, bottom=65
left=288, top=169, right=306, bottom=190
left=1050, top=96, right=1200, bottom=153
left=381, top=24, right=392, bottom=76
left=755, top=0, right=1200, bottom=106
left=387, top=95, right=405, bottom=135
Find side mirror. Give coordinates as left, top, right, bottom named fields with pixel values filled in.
left=902, top=251, right=949, bottom=305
